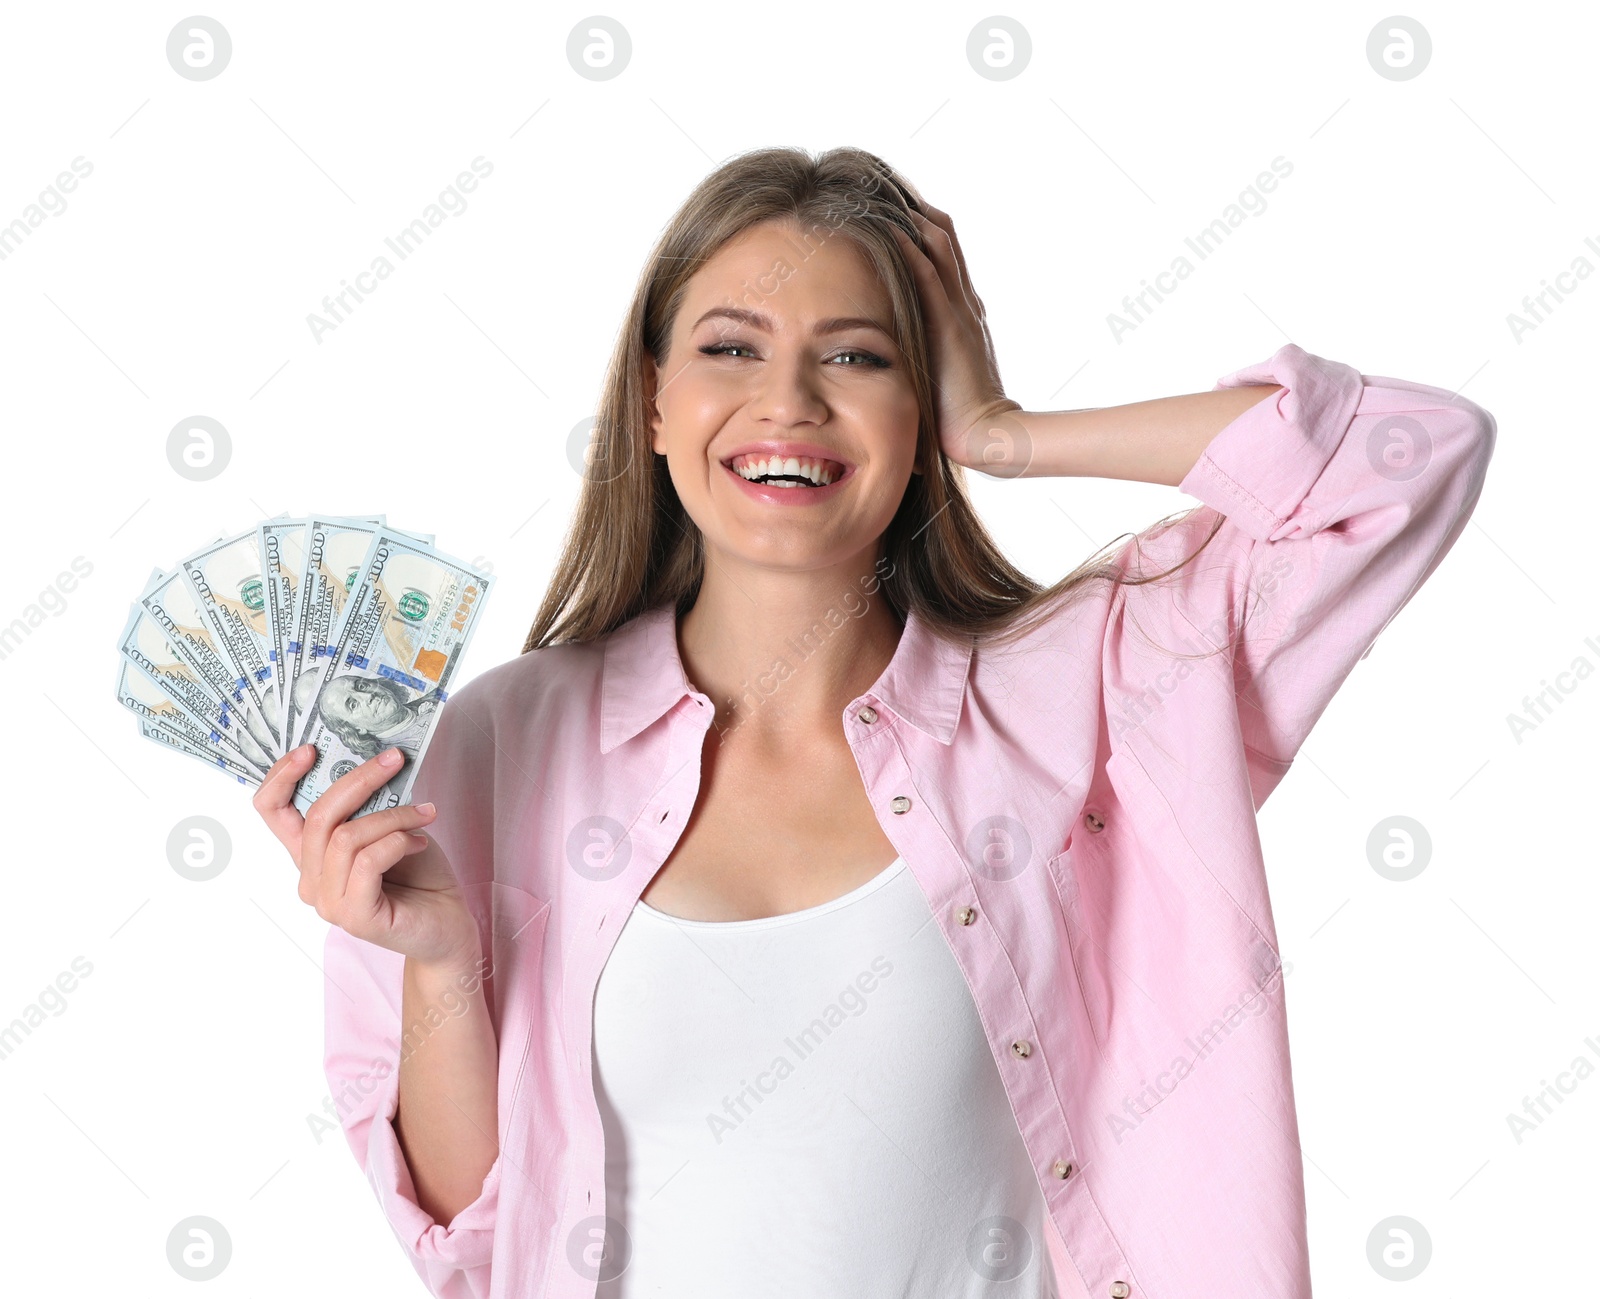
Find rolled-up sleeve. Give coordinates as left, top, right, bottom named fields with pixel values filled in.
left=320, top=673, right=506, bottom=1298
left=1150, top=342, right=1497, bottom=805
left=323, top=926, right=499, bottom=1297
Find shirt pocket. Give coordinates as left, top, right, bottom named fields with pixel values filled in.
left=1045, top=750, right=1283, bottom=1119
left=1045, top=842, right=1127, bottom=1087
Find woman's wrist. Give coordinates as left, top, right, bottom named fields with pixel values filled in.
left=404, top=937, right=488, bottom=995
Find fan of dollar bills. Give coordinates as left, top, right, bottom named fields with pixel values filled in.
left=115, top=515, right=492, bottom=818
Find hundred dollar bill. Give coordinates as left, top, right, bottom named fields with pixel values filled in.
left=258, top=517, right=307, bottom=751
left=117, top=658, right=263, bottom=784
left=259, top=514, right=392, bottom=751
left=136, top=718, right=259, bottom=786
left=179, top=522, right=287, bottom=751
left=140, top=564, right=279, bottom=766
left=116, top=598, right=272, bottom=772
left=282, top=516, right=389, bottom=755
left=292, top=529, right=492, bottom=817
left=116, top=651, right=232, bottom=762
left=282, top=516, right=436, bottom=752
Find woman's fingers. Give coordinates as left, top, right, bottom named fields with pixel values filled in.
left=892, top=207, right=1011, bottom=469
left=250, top=744, right=316, bottom=858
left=891, top=220, right=939, bottom=286
left=919, top=205, right=982, bottom=313
left=321, top=827, right=434, bottom=933
left=902, top=211, right=987, bottom=352
left=906, top=208, right=976, bottom=316
left=900, top=212, right=957, bottom=303
left=319, top=801, right=440, bottom=908
left=891, top=222, right=956, bottom=343
left=300, top=746, right=408, bottom=891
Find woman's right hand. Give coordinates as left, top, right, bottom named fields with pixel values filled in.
left=253, top=743, right=482, bottom=970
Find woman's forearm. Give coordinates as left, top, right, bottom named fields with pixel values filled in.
left=394, top=950, right=500, bottom=1224
left=986, top=384, right=1283, bottom=486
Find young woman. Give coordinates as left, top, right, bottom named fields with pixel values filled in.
left=253, top=147, right=1496, bottom=1299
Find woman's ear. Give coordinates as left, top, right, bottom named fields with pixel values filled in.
left=644, top=353, right=666, bottom=455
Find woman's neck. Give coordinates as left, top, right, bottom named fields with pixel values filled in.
left=676, top=557, right=902, bottom=741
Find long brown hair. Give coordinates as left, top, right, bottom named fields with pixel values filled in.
left=522, top=145, right=1223, bottom=655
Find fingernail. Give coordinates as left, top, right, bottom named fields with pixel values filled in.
left=378, top=747, right=403, bottom=769
left=416, top=802, right=436, bottom=817
left=297, top=743, right=314, bottom=758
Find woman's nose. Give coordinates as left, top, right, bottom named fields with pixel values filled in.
left=747, top=353, right=829, bottom=425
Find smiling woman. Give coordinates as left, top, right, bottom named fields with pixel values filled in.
left=527, top=154, right=1165, bottom=653
left=292, top=145, right=1496, bottom=1299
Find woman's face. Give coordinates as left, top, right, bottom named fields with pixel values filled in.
left=647, top=216, right=922, bottom=575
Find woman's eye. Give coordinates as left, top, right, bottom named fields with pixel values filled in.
left=830, top=348, right=888, bottom=367
left=698, top=342, right=889, bottom=368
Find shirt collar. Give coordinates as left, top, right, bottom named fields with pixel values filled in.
left=599, top=602, right=974, bottom=754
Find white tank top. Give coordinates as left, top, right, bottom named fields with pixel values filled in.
left=591, top=856, right=1059, bottom=1297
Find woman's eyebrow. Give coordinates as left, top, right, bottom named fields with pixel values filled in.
left=692, top=306, right=894, bottom=339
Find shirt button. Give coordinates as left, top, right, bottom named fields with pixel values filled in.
left=1109, top=1284, right=1131, bottom=1298
left=955, top=904, right=977, bottom=926
left=1010, top=1039, right=1032, bottom=1058
left=1051, top=1158, right=1074, bottom=1179
left=890, top=795, right=912, bottom=814
left=1084, top=811, right=1105, bottom=833
left=857, top=705, right=879, bottom=724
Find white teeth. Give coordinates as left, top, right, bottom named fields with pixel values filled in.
left=731, top=454, right=838, bottom=487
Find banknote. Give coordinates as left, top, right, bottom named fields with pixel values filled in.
left=116, top=598, right=272, bottom=771
left=119, top=513, right=486, bottom=811
left=258, top=516, right=381, bottom=752
left=291, top=529, right=492, bottom=817
left=257, top=517, right=306, bottom=753
left=140, top=564, right=279, bottom=766
left=280, top=515, right=387, bottom=753
left=136, top=718, right=260, bottom=786
left=277, top=516, right=443, bottom=755
left=179, top=519, right=289, bottom=750
left=116, top=658, right=263, bottom=784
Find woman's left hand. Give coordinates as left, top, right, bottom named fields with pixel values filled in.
left=892, top=207, right=1025, bottom=473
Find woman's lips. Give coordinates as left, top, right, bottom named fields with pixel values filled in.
left=725, top=451, right=845, bottom=486
left=719, top=456, right=855, bottom=506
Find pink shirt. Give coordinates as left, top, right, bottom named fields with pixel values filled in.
left=322, top=343, right=1496, bottom=1299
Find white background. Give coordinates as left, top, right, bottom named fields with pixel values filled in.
left=1, top=1, right=1594, bottom=1294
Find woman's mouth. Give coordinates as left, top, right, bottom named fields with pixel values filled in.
left=725, top=452, right=846, bottom=489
